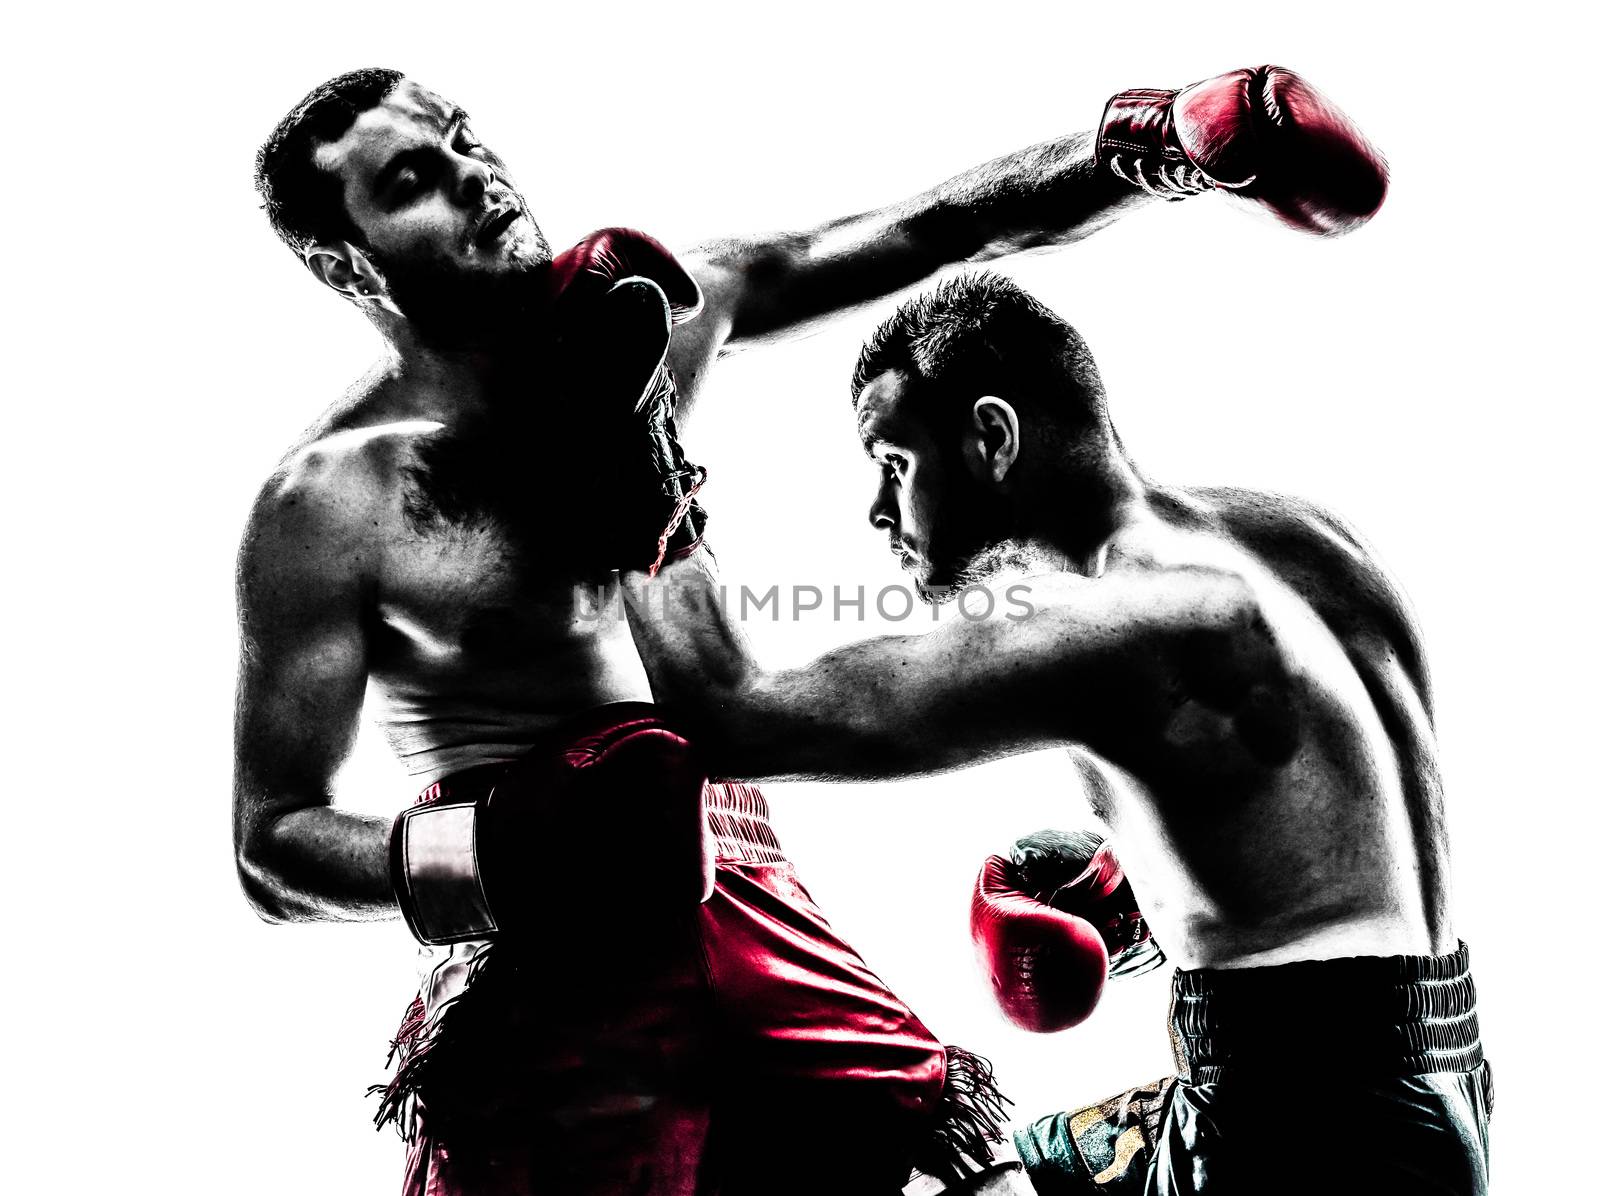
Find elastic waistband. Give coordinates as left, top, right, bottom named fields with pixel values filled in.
left=1172, top=941, right=1482, bottom=1082
left=416, top=762, right=508, bottom=806
left=418, top=751, right=788, bottom=866
left=705, top=781, right=787, bottom=864
left=413, top=703, right=670, bottom=805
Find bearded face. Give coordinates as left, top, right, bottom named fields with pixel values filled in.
left=856, top=369, right=1018, bottom=603
left=313, top=78, right=554, bottom=349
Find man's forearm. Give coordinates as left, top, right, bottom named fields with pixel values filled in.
left=237, top=803, right=397, bottom=924
left=905, top=130, right=1141, bottom=259
left=624, top=558, right=756, bottom=707
left=701, top=131, right=1146, bottom=345
left=619, top=576, right=806, bottom=778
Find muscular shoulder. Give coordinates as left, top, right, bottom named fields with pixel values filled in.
left=1178, top=486, right=1368, bottom=560
left=258, top=422, right=438, bottom=524
left=238, top=421, right=441, bottom=595
left=1179, top=485, right=1431, bottom=703
left=676, top=242, right=793, bottom=354
left=678, top=244, right=756, bottom=323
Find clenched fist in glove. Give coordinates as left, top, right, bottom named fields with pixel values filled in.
left=544, top=229, right=709, bottom=573
left=971, top=829, right=1163, bottom=1033
left=1097, top=65, right=1387, bottom=235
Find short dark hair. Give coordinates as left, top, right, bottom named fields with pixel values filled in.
left=255, top=68, right=405, bottom=255
left=851, top=272, right=1107, bottom=439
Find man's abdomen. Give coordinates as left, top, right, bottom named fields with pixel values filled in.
left=368, top=621, right=654, bottom=783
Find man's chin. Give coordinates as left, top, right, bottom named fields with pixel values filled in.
left=910, top=563, right=967, bottom=605
left=385, top=257, right=547, bottom=351
left=506, top=227, right=553, bottom=268
left=474, top=231, right=551, bottom=275
left=934, top=540, right=1048, bottom=599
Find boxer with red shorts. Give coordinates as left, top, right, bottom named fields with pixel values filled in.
left=366, top=270, right=1005, bottom=1193
left=237, top=63, right=1385, bottom=1193
left=377, top=719, right=1001, bottom=1194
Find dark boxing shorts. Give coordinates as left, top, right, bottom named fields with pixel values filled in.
left=1015, top=942, right=1491, bottom=1196
left=377, top=743, right=1000, bottom=1195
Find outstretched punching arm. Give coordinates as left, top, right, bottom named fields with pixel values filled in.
left=667, top=64, right=1386, bottom=407
left=684, top=130, right=1138, bottom=352
left=623, top=556, right=1301, bottom=786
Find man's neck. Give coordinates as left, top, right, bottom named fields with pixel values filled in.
left=1037, top=454, right=1150, bottom=577
left=371, top=325, right=508, bottom=424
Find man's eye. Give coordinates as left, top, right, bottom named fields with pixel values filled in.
left=390, top=163, right=439, bottom=203
left=885, top=454, right=908, bottom=472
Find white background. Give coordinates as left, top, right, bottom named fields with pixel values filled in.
left=8, top=2, right=1595, bottom=1192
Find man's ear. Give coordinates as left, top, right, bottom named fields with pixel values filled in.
left=303, top=242, right=396, bottom=311
left=965, top=396, right=1021, bottom=484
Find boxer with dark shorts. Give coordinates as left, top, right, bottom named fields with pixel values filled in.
left=1011, top=945, right=1491, bottom=1195
left=236, top=65, right=1385, bottom=1192
left=623, top=236, right=1489, bottom=1191
left=985, top=829, right=1490, bottom=1195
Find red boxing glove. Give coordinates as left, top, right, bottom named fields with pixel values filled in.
left=971, top=854, right=1109, bottom=1033
left=1097, top=65, right=1388, bottom=236
left=390, top=703, right=715, bottom=946
left=542, top=230, right=710, bottom=572
left=1010, top=829, right=1165, bottom=980
left=546, top=227, right=704, bottom=325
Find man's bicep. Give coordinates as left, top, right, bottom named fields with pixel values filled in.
left=688, top=131, right=1115, bottom=350
left=234, top=613, right=366, bottom=798
left=665, top=256, right=740, bottom=422
left=730, top=610, right=1077, bottom=781
left=721, top=570, right=1266, bottom=782
left=688, top=215, right=936, bottom=351
left=232, top=501, right=370, bottom=839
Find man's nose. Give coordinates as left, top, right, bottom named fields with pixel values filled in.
left=455, top=154, right=495, bottom=206
left=869, top=482, right=897, bottom=533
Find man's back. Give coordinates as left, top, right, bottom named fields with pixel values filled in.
left=1198, top=486, right=1451, bottom=939
left=1088, top=484, right=1451, bottom=971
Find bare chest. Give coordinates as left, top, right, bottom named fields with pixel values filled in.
left=371, top=516, right=629, bottom=676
